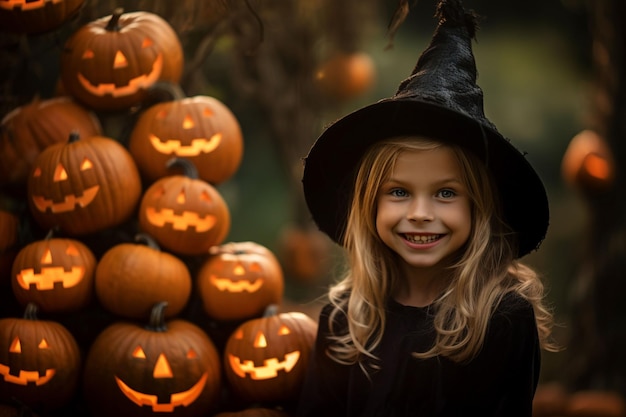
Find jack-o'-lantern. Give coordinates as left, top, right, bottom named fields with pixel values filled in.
left=60, top=8, right=184, bottom=111
left=197, top=241, right=284, bottom=322
left=83, top=302, right=222, bottom=417
left=138, top=158, right=230, bottom=255
left=562, top=129, right=615, bottom=193
left=223, top=305, right=317, bottom=404
left=95, top=233, right=192, bottom=320
left=27, top=132, right=142, bottom=236
left=0, top=96, right=102, bottom=186
left=0, top=303, right=81, bottom=411
left=314, top=51, right=376, bottom=102
left=129, top=95, right=244, bottom=185
left=11, top=229, right=96, bottom=313
left=0, top=0, right=84, bottom=34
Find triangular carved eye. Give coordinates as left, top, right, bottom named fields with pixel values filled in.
left=9, top=337, right=21, bottom=353
left=38, top=338, right=50, bottom=349
left=249, top=262, right=262, bottom=273
left=113, top=51, right=128, bottom=69
left=203, top=108, right=213, bottom=117
left=183, top=114, right=194, bottom=129
left=176, top=190, right=186, bottom=204
left=41, top=249, right=52, bottom=264
left=278, top=325, right=290, bottom=336
left=186, top=349, right=197, bottom=359
left=253, top=331, right=267, bottom=348
left=132, top=346, right=146, bottom=359
left=54, top=164, right=68, bottom=182
left=142, top=37, right=153, bottom=48
left=80, top=158, right=93, bottom=171
left=66, top=244, right=79, bottom=256
left=200, top=191, right=212, bottom=203
left=233, top=329, right=243, bottom=340
left=82, top=49, right=95, bottom=59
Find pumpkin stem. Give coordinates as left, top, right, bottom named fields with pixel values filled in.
left=24, top=303, right=39, bottom=320
left=263, top=304, right=279, bottom=318
left=147, top=301, right=169, bottom=332
left=68, top=130, right=80, bottom=144
left=166, top=158, right=199, bottom=179
left=106, top=8, right=124, bottom=31
left=134, top=233, right=161, bottom=251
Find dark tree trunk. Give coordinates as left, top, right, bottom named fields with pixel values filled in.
left=566, top=0, right=626, bottom=395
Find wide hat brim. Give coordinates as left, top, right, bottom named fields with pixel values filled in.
left=302, top=98, right=549, bottom=258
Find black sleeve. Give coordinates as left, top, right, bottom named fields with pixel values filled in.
left=296, top=304, right=350, bottom=417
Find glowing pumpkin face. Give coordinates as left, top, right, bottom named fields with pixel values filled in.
left=0, top=303, right=81, bottom=411
left=27, top=134, right=142, bottom=236
left=138, top=163, right=230, bottom=256
left=129, top=96, right=244, bottom=185
left=60, top=9, right=183, bottom=111
left=197, top=242, right=284, bottom=322
left=83, top=303, right=222, bottom=416
left=223, top=309, right=317, bottom=404
left=0, top=0, right=84, bottom=34
left=11, top=235, right=96, bottom=313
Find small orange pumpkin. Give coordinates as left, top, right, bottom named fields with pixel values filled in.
left=60, top=8, right=184, bottom=111
left=223, top=305, right=317, bottom=405
left=27, top=132, right=142, bottom=236
left=0, top=209, right=19, bottom=252
left=83, top=302, right=222, bottom=417
left=0, top=303, right=81, bottom=411
left=129, top=95, right=244, bottom=185
left=138, top=158, right=231, bottom=255
left=314, top=51, right=376, bottom=102
left=561, top=129, right=615, bottom=193
left=11, top=229, right=96, bottom=313
left=197, top=241, right=284, bottom=322
left=95, top=233, right=192, bottom=319
left=0, top=96, right=102, bottom=186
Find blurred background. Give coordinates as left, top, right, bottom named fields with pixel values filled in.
left=2, top=0, right=626, bottom=415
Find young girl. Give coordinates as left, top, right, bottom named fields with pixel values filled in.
left=298, top=0, right=558, bottom=416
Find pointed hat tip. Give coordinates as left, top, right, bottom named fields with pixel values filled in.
left=436, top=0, right=479, bottom=38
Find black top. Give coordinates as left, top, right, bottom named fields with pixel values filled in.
left=296, top=293, right=540, bottom=417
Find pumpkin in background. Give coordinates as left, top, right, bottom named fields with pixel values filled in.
left=0, top=96, right=102, bottom=186
left=214, top=408, right=291, bottom=417
left=129, top=95, right=244, bottom=185
left=0, top=0, right=84, bottom=34
left=223, top=305, right=317, bottom=405
left=11, top=229, right=96, bottom=313
left=314, top=51, right=376, bottom=102
left=0, top=209, right=19, bottom=252
left=197, top=241, right=284, bottom=322
left=564, top=390, right=626, bottom=417
left=562, top=129, right=615, bottom=193
left=95, top=233, right=192, bottom=320
left=60, top=8, right=184, bottom=111
left=277, top=224, right=331, bottom=284
left=83, top=302, right=222, bottom=417
left=138, top=158, right=230, bottom=255
left=0, top=303, right=81, bottom=411
left=27, top=132, right=142, bottom=236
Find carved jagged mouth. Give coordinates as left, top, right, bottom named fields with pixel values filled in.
left=145, top=207, right=216, bottom=232
left=78, top=54, right=163, bottom=98
left=114, top=372, right=208, bottom=412
left=228, top=351, right=300, bottom=380
left=0, top=0, right=62, bottom=11
left=0, top=362, right=56, bottom=386
left=16, top=266, right=85, bottom=290
left=31, top=186, right=100, bottom=213
left=149, top=134, right=222, bottom=157
left=209, top=276, right=263, bottom=293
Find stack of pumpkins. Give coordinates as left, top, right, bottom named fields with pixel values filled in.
left=0, top=5, right=317, bottom=417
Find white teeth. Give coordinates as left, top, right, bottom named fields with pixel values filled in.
left=404, top=234, right=441, bottom=243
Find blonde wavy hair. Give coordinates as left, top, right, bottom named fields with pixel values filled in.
left=326, top=136, right=557, bottom=371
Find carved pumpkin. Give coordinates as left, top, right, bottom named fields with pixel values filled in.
left=95, top=233, right=192, bottom=320
left=60, top=8, right=184, bottom=111
left=314, top=51, right=376, bottom=102
left=223, top=305, right=317, bottom=404
left=129, top=95, right=244, bottom=185
left=0, top=0, right=84, bottom=34
left=11, top=229, right=96, bottom=313
left=27, top=132, right=142, bottom=236
left=83, top=302, right=222, bottom=417
left=562, top=129, right=615, bottom=193
left=0, top=96, right=102, bottom=186
left=197, top=241, right=284, bottom=322
left=138, top=158, right=230, bottom=255
left=0, top=303, right=81, bottom=411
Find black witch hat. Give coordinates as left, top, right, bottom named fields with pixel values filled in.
left=302, top=0, right=549, bottom=258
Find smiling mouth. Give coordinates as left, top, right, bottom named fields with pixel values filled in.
left=403, top=234, right=443, bottom=244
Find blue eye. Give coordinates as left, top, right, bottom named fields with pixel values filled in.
left=438, top=189, right=456, bottom=199
left=390, top=188, right=408, bottom=197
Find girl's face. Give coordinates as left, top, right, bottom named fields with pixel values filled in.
left=375, top=146, right=471, bottom=274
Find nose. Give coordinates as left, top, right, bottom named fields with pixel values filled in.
left=406, top=196, right=434, bottom=222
